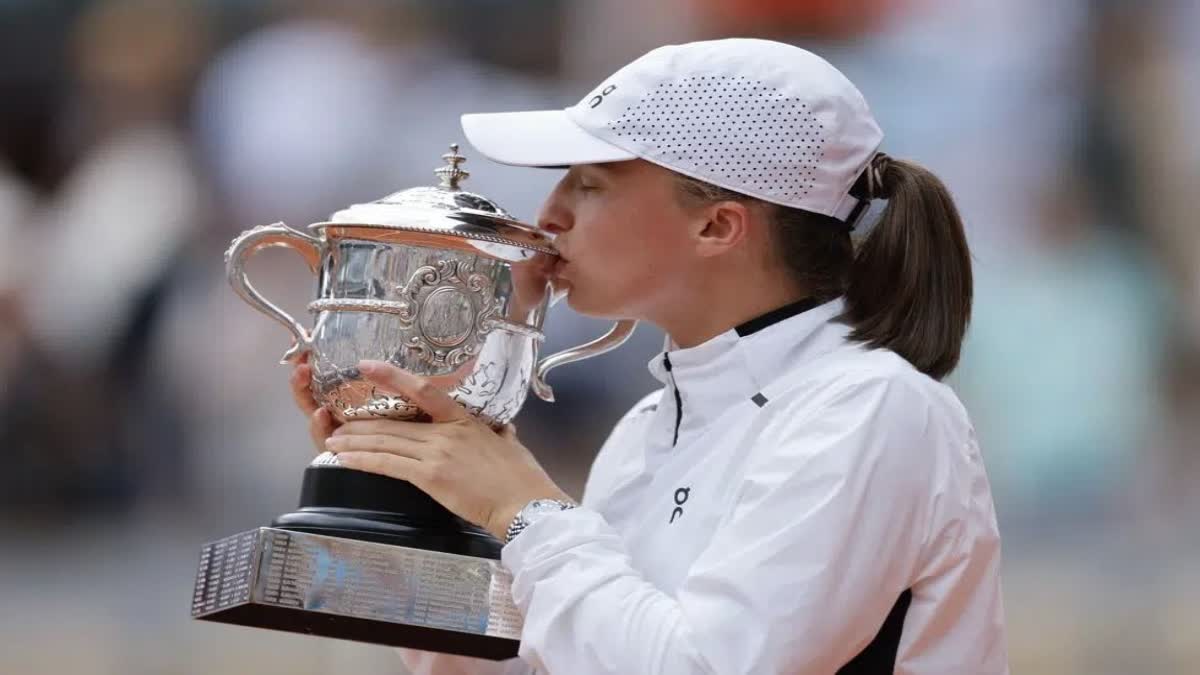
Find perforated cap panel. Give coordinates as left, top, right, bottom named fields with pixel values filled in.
left=610, top=74, right=827, bottom=204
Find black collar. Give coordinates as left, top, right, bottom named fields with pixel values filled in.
left=734, top=297, right=822, bottom=337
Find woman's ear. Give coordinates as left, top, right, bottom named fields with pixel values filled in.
left=693, top=200, right=751, bottom=258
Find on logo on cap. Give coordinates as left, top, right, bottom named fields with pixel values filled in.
left=589, top=84, right=617, bottom=108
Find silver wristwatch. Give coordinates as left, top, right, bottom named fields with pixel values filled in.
left=505, top=498, right=577, bottom=543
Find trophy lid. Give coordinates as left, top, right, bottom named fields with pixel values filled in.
left=313, top=144, right=555, bottom=259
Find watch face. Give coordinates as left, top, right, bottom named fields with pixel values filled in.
left=524, top=499, right=566, bottom=518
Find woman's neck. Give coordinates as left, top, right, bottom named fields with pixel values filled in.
left=653, top=267, right=811, bottom=349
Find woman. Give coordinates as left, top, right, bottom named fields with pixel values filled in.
left=292, top=38, right=1008, bottom=674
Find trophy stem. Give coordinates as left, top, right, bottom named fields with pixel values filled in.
left=271, top=466, right=503, bottom=559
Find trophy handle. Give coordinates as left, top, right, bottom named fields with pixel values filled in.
left=531, top=319, right=637, bottom=402
left=225, top=222, right=324, bottom=364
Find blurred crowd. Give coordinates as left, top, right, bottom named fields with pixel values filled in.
left=0, top=1, right=1197, bottom=673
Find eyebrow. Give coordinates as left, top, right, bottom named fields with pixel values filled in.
left=573, top=163, right=611, bottom=175
left=567, top=165, right=607, bottom=184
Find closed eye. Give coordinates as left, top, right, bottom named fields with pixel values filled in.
left=569, top=166, right=606, bottom=193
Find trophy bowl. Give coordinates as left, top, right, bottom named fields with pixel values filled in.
left=193, top=145, right=635, bottom=659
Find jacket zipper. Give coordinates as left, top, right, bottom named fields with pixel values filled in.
left=663, top=353, right=682, bottom=447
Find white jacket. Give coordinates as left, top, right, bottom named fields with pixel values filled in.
left=401, top=297, right=1008, bottom=674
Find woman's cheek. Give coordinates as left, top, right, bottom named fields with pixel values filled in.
left=564, top=262, right=630, bottom=316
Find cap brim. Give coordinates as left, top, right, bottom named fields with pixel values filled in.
left=461, top=110, right=637, bottom=167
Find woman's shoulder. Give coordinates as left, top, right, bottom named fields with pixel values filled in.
left=744, top=346, right=981, bottom=523
left=771, top=340, right=974, bottom=444
left=578, top=388, right=665, bottom=507
left=602, top=388, right=667, bottom=448
left=623, top=389, right=666, bottom=419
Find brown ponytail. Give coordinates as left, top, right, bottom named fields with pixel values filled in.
left=840, top=155, right=972, bottom=380
left=674, top=153, right=972, bottom=380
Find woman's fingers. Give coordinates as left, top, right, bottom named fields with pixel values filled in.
left=308, top=407, right=338, bottom=453
left=358, top=360, right=467, bottom=423
left=290, top=363, right=319, bottom=416
left=497, top=423, right=518, bottom=441
left=325, top=433, right=434, bottom=459
left=332, top=419, right=438, bottom=442
left=334, top=451, right=428, bottom=485
left=329, top=430, right=435, bottom=488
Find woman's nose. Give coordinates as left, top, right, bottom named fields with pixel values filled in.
left=537, top=214, right=569, bottom=235
left=536, top=182, right=573, bottom=235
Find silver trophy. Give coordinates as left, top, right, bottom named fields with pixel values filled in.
left=191, top=145, right=635, bottom=659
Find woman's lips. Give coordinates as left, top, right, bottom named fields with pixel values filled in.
left=549, top=257, right=572, bottom=294
left=551, top=256, right=570, bottom=277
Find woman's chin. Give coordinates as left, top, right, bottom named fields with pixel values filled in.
left=562, top=288, right=599, bottom=315
left=562, top=289, right=629, bottom=320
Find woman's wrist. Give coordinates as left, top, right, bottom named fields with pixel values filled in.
left=488, top=490, right=575, bottom=541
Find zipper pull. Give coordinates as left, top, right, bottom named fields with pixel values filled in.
left=662, top=353, right=682, bottom=447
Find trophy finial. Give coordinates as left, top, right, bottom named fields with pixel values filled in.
left=435, top=143, right=470, bottom=189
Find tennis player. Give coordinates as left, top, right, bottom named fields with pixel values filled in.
left=294, top=38, right=1008, bottom=675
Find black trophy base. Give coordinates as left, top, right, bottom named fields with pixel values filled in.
left=271, top=465, right=503, bottom=559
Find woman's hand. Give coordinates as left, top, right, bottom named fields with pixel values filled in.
left=289, top=353, right=340, bottom=453
left=324, top=360, right=571, bottom=540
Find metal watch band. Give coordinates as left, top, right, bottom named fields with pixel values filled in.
left=505, top=499, right=577, bottom=544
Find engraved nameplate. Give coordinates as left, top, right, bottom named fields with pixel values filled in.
left=192, top=528, right=521, bottom=659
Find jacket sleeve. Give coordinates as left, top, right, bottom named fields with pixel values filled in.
left=392, top=392, right=665, bottom=675
left=501, top=376, right=941, bottom=674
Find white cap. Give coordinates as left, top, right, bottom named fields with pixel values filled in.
left=461, top=38, right=884, bottom=221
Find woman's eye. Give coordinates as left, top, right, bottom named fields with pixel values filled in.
left=578, top=183, right=599, bottom=192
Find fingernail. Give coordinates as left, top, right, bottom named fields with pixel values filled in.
left=358, top=360, right=383, bottom=372
left=324, top=437, right=341, bottom=450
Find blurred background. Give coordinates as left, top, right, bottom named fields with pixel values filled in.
left=0, top=0, right=1197, bottom=673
